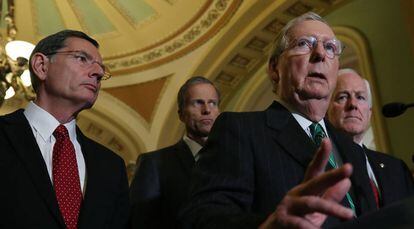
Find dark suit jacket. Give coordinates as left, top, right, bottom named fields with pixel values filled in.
left=364, top=146, right=414, bottom=207
left=0, top=109, right=130, bottom=228
left=130, top=140, right=195, bottom=229
left=180, top=101, right=384, bottom=228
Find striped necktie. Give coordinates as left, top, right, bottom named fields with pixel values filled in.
left=309, top=122, right=356, bottom=215
left=309, top=123, right=337, bottom=168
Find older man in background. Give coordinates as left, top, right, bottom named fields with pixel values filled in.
left=328, top=68, right=414, bottom=209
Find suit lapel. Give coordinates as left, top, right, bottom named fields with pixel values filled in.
left=76, top=128, right=100, bottom=227
left=266, top=102, right=316, bottom=168
left=327, top=123, right=378, bottom=214
left=265, top=102, right=378, bottom=215
left=2, top=110, right=65, bottom=227
left=174, top=140, right=195, bottom=178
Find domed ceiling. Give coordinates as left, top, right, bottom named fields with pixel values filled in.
left=3, top=0, right=364, bottom=175
left=13, top=0, right=241, bottom=73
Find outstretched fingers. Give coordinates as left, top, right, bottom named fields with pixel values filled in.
left=304, top=138, right=332, bottom=181
left=260, top=139, right=355, bottom=229
left=323, top=171, right=352, bottom=203
left=297, top=163, right=353, bottom=197
left=290, top=181, right=354, bottom=220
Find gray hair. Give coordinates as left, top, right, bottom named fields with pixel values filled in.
left=177, top=76, right=220, bottom=114
left=268, top=12, right=328, bottom=65
left=337, top=68, right=372, bottom=108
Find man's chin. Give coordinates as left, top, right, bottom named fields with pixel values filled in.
left=342, top=126, right=364, bottom=136
left=79, top=99, right=95, bottom=110
left=297, top=91, right=329, bottom=100
left=194, top=127, right=211, bottom=137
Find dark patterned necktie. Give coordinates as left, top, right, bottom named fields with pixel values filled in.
left=309, top=122, right=356, bottom=215
left=52, top=124, right=82, bottom=229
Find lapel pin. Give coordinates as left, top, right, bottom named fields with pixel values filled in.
left=379, top=163, right=385, bottom=168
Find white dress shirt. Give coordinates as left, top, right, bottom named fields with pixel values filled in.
left=275, top=98, right=343, bottom=166
left=183, top=135, right=203, bottom=161
left=358, top=142, right=379, bottom=189
left=23, top=102, right=86, bottom=193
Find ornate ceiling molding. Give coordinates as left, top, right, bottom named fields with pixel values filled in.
left=106, top=0, right=242, bottom=74
left=107, top=0, right=159, bottom=28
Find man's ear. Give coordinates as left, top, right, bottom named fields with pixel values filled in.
left=30, top=53, right=49, bottom=81
left=178, top=110, right=184, bottom=122
left=267, top=59, right=280, bottom=90
left=368, top=107, right=372, bottom=120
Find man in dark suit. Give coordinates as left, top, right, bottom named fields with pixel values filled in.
left=130, top=76, right=220, bottom=228
left=327, top=68, right=414, bottom=208
left=180, top=12, right=381, bottom=228
left=0, top=30, right=129, bottom=228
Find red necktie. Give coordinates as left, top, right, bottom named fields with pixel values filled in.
left=369, top=179, right=380, bottom=208
left=52, top=124, right=82, bottom=229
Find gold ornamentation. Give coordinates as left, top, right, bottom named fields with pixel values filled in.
left=286, top=2, right=313, bottom=17
left=107, top=0, right=242, bottom=73
left=107, top=0, right=160, bottom=28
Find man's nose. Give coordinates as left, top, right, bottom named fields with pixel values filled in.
left=201, top=104, right=211, bottom=114
left=309, top=41, right=326, bottom=63
left=89, top=62, right=105, bottom=80
left=346, top=96, right=358, bottom=110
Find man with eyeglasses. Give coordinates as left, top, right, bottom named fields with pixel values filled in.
left=181, top=12, right=380, bottom=228
left=0, top=30, right=129, bottom=228
left=327, top=69, right=414, bottom=209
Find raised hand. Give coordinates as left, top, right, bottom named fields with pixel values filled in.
left=259, top=139, right=354, bottom=229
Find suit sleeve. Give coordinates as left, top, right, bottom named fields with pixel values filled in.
left=130, top=154, right=162, bottom=229
left=400, top=160, right=414, bottom=196
left=179, top=112, right=266, bottom=229
left=109, top=156, right=130, bottom=228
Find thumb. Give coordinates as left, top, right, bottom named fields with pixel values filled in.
left=304, top=138, right=332, bottom=181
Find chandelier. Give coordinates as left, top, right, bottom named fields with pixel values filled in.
left=0, top=0, right=35, bottom=107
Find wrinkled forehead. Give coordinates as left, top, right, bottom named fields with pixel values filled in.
left=336, top=73, right=367, bottom=93
left=186, top=83, right=219, bottom=100
left=287, top=20, right=336, bottom=40
left=63, top=37, right=102, bottom=60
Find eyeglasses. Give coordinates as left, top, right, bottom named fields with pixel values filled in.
left=45, top=50, right=111, bottom=80
left=284, top=36, right=344, bottom=59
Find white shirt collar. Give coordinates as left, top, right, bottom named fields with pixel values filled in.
left=183, top=135, right=203, bottom=159
left=24, top=101, right=77, bottom=141
left=274, top=97, right=328, bottom=137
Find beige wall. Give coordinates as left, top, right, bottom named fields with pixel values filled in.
left=326, top=0, right=414, bottom=167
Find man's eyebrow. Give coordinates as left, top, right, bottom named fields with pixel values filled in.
left=78, top=50, right=92, bottom=57
left=355, top=90, right=367, bottom=94
left=189, top=99, right=206, bottom=103
left=335, top=90, right=349, bottom=95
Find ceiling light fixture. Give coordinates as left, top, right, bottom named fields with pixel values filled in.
left=0, top=0, right=35, bottom=107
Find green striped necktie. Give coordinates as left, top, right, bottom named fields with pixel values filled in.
left=309, top=122, right=356, bottom=215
